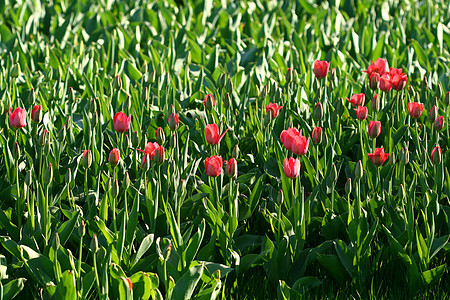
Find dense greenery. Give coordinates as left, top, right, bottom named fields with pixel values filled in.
left=0, top=0, right=448, bottom=299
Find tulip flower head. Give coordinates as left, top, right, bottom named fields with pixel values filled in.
left=266, top=102, right=283, bottom=119
left=225, top=158, right=238, bottom=179
left=280, top=127, right=310, bottom=155
left=205, top=124, right=228, bottom=145
left=347, top=93, right=366, bottom=107
left=155, top=127, right=165, bottom=145
left=205, top=155, right=223, bottom=177
left=434, top=116, right=444, bottom=131
left=284, top=157, right=301, bottom=178
left=311, top=127, right=323, bottom=145
left=388, top=68, right=408, bottom=91
left=138, top=142, right=160, bottom=160
left=431, top=146, right=442, bottom=165
left=82, top=150, right=92, bottom=169
left=379, top=74, right=392, bottom=92
left=371, top=94, right=380, bottom=112
left=354, top=106, right=368, bottom=121
left=31, top=105, right=42, bottom=123
left=109, top=148, right=120, bottom=166
left=168, top=106, right=179, bottom=131
left=368, top=148, right=390, bottom=167
left=408, top=102, right=424, bottom=119
left=313, top=60, right=330, bottom=79
left=313, top=102, right=323, bottom=121
left=364, top=58, right=387, bottom=78
left=368, top=121, right=381, bottom=139
left=114, top=111, right=131, bottom=132
left=154, top=145, right=165, bottom=165
left=369, top=73, right=380, bottom=90
left=204, top=94, right=215, bottom=110
left=9, top=107, right=27, bottom=128
left=429, top=105, right=438, bottom=123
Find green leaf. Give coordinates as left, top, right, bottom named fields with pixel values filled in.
left=169, top=263, right=204, bottom=300
left=2, top=278, right=26, bottom=300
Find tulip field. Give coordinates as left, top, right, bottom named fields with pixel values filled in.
left=1, top=0, right=450, bottom=299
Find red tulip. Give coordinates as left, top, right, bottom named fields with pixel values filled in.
left=280, top=127, right=310, bottom=155
left=313, top=60, right=330, bottom=79
left=311, top=127, right=323, bottom=145
left=408, top=102, right=424, bottom=119
left=379, top=74, right=392, bottom=92
left=368, top=121, right=381, bottom=139
left=205, top=124, right=228, bottom=145
left=168, top=106, right=179, bottom=131
left=205, top=155, right=223, bottom=177
left=204, top=94, right=215, bottom=110
left=347, top=93, right=366, bottom=107
left=82, top=150, right=92, bottom=169
left=154, top=145, right=165, bottom=165
left=9, top=107, right=27, bottom=128
left=109, top=148, right=120, bottom=166
left=364, top=58, right=387, bottom=78
left=389, top=68, right=408, bottom=91
left=155, top=127, right=165, bottom=145
left=114, top=112, right=131, bottom=132
left=368, top=148, right=390, bottom=167
left=225, top=158, right=238, bottom=179
left=431, top=146, right=442, bottom=165
left=31, top=105, right=42, bottom=123
left=138, top=142, right=159, bottom=160
left=284, top=157, right=301, bottom=178
left=266, top=102, right=283, bottom=118
left=434, top=116, right=444, bottom=131
left=371, top=94, right=380, bottom=112
left=354, top=106, right=368, bottom=121
left=369, top=73, right=380, bottom=90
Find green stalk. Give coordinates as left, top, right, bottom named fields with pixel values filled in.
left=77, top=235, right=83, bottom=286
left=359, top=121, right=364, bottom=161
left=93, top=252, right=101, bottom=298
left=315, top=145, right=320, bottom=182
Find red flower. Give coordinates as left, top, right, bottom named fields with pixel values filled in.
left=204, top=94, right=215, bottom=110
left=354, top=106, right=368, bottom=121
left=369, top=73, right=380, bottom=90
left=313, top=60, right=330, bottom=79
left=364, top=58, right=387, bottom=77
left=114, top=112, right=131, bottom=132
left=379, top=74, right=392, bottom=92
left=311, top=127, right=323, bottom=145
left=284, top=157, right=301, bottom=178
left=266, top=102, right=283, bottom=118
left=408, top=102, right=424, bottom=119
left=434, top=116, right=444, bottom=131
left=31, top=105, right=42, bottom=123
left=431, top=146, right=442, bottom=165
left=168, top=113, right=179, bottom=131
left=368, top=148, right=390, bottom=167
left=347, top=93, right=366, bottom=107
left=154, top=145, right=165, bottom=165
left=389, top=68, right=408, bottom=91
left=225, top=158, right=238, bottom=179
left=205, top=155, right=223, bottom=177
left=368, top=121, right=381, bottom=139
left=280, top=127, right=310, bottom=155
left=9, top=107, right=27, bottom=128
left=205, top=124, right=228, bottom=145
left=109, top=148, right=120, bottom=166
left=138, top=142, right=159, bottom=160
left=371, top=94, right=380, bottom=111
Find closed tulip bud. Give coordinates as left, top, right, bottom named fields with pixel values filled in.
left=141, top=87, right=148, bottom=102
left=154, top=146, right=165, bottom=165
left=345, top=178, right=352, bottom=195
left=25, top=170, right=32, bottom=186
left=170, top=133, right=177, bottom=148
left=226, top=77, right=233, bottom=93
left=218, top=74, right=226, bottom=89
left=204, top=94, right=215, bottom=111
left=109, top=148, right=120, bottom=166
left=168, top=106, right=179, bottom=131
left=65, top=168, right=72, bottom=184
left=355, top=160, right=363, bottom=179
left=311, top=127, right=323, bottom=145
left=431, top=146, right=442, bottom=165
left=354, top=106, right=368, bottom=121
left=422, top=76, right=428, bottom=90
left=90, top=234, right=99, bottom=253
left=254, top=85, right=260, bottom=98
left=434, top=116, right=444, bottom=131
left=286, top=68, right=293, bottom=83
left=224, top=92, right=231, bottom=109
left=445, top=92, right=450, bottom=106
left=313, top=102, right=323, bottom=121
left=398, top=184, right=406, bottom=200
left=114, top=75, right=122, bottom=90
left=321, top=131, right=328, bottom=146
left=53, top=232, right=60, bottom=250
left=284, top=157, right=301, bottom=178
left=420, top=148, right=427, bottom=164
left=82, top=150, right=92, bottom=169
left=28, top=88, right=36, bottom=104
left=225, top=158, right=238, bottom=179
left=32, top=104, right=42, bottom=123
left=13, top=141, right=20, bottom=160
left=330, top=164, right=337, bottom=182
left=43, top=163, right=53, bottom=184
left=261, top=85, right=268, bottom=99
left=232, top=145, right=239, bottom=159
left=368, top=121, right=381, bottom=139
left=141, top=154, right=151, bottom=171
left=277, top=189, right=284, bottom=204
left=131, top=131, right=139, bottom=148
left=371, top=94, right=380, bottom=112
left=78, top=220, right=86, bottom=237
left=429, top=105, right=438, bottom=123
left=123, top=172, right=130, bottom=189
left=68, top=87, right=75, bottom=102
left=11, top=63, right=20, bottom=78
left=91, top=112, right=98, bottom=127
left=400, top=148, right=409, bottom=165
left=156, top=62, right=163, bottom=77
left=111, top=179, right=119, bottom=198
left=389, top=152, right=396, bottom=165
left=369, top=73, right=380, bottom=90
left=435, top=83, right=442, bottom=100
left=155, top=127, right=165, bottom=145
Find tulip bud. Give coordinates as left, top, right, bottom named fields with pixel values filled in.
left=445, top=92, right=450, bottom=106
left=53, top=232, right=60, bottom=250
left=226, top=77, right=233, bottom=93
left=170, top=133, right=177, bottom=148
left=368, top=121, right=381, bottom=139
left=91, top=112, right=98, bottom=127
left=431, top=146, right=442, bottom=165
left=90, top=98, right=97, bottom=114
left=111, top=179, right=119, bottom=198
left=204, top=94, right=215, bottom=111
left=82, top=150, right=92, bottom=169
left=156, top=62, right=163, bottom=77
left=123, top=172, right=131, bottom=190
left=434, top=116, right=444, bottom=131
left=148, top=70, right=156, bottom=84
left=141, top=154, right=150, bottom=171
left=330, top=164, right=338, bottom=182
left=277, top=189, right=284, bottom=204
left=154, top=128, right=164, bottom=146
left=286, top=68, right=293, bottom=83
left=218, top=74, right=226, bottom=89
left=435, top=83, right=442, bottom=100
left=43, top=163, right=53, bottom=184
left=168, top=106, right=179, bottom=131
left=224, top=92, right=231, bottom=109
left=13, top=141, right=20, bottom=160
left=261, top=85, right=268, bottom=99
left=90, top=234, right=99, bottom=253
left=114, top=75, right=122, bottom=90
left=254, top=85, right=260, bottom=98
left=400, top=148, right=409, bottom=165
left=11, top=63, right=20, bottom=78
left=78, top=220, right=86, bottom=237
left=311, top=127, right=323, bottom=145
left=232, top=145, right=239, bottom=159
left=398, top=184, right=406, bottom=200
left=21, top=168, right=31, bottom=188
left=429, top=105, right=438, bottom=123
left=371, top=94, right=380, bottom=112
left=65, top=168, right=72, bottom=184
left=28, top=88, right=36, bottom=105
left=355, top=160, right=363, bottom=179
left=141, top=87, right=148, bottom=103
left=369, top=73, right=380, bottom=90
left=131, top=131, right=139, bottom=148
left=225, top=158, right=238, bottom=179
left=420, top=148, right=427, bottom=165
left=422, top=76, right=428, bottom=90
left=389, top=152, right=396, bottom=165
left=109, top=148, right=120, bottom=166
left=39, top=129, right=49, bottom=147
left=154, top=146, right=165, bottom=165
left=345, top=178, right=352, bottom=195
left=313, top=102, right=323, bottom=121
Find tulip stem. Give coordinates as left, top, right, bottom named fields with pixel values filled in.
left=377, top=167, right=381, bottom=193
left=359, top=121, right=364, bottom=161
left=77, top=234, right=83, bottom=286
left=315, top=145, right=320, bottom=182
left=92, top=251, right=101, bottom=299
